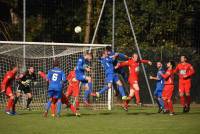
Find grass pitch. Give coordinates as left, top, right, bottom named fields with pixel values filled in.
left=0, top=106, right=200, bottom=134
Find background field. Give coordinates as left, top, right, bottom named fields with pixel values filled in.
left=0, top=106, right=200, bottom=134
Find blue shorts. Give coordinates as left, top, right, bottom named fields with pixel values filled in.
left=48, top=90, right=62, bottom=99
left=105, top=73, right=119, bottom=83
left=76, top=73, right=88, bottom=84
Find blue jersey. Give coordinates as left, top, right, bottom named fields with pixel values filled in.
left=75, top=56, right=88, bottom=76
left=156, top=68, right=165, bottom=89
left=47, top=67, right=66, bottom=91
left=100, top=57, right=114, bottom=75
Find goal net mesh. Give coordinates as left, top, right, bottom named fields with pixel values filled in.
left=0, top=42, right=111, bottom=110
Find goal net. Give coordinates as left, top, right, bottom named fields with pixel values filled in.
left=0, top=41, right=112, bottom=110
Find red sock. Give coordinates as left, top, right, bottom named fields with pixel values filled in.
left=6, top=98, right=13, bottom=111
left=180, top=96, right=185, bottom=107
left=51, top=103, right=56, bottom=115
left=70, top=104, right=76, bottom=114
left=168, top=101, right=174, bottom=113
left=134, top=90, right=140, bottom=104
left=75, top=100, right=79, bottom=108
left=186, top=96, right=191, bottom=107
left=164, top=100, right=169, bottom=110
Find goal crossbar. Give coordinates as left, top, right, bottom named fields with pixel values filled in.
left=0, top=41, right=111, bottom=47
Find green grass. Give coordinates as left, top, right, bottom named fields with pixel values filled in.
left=0, top=106, right=200, bottom=134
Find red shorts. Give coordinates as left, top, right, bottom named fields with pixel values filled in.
left=179, top=80, right=191, bottom=94
left=129, top=81, right=139, bottom=91
left=66, top=85, right=79, bottom=97
left=162, top=85, right=174, bottom=100
left=3, top=85, right=13, bottom=97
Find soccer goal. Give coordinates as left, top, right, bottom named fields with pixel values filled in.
left=0, top=41, right=112, bottom=111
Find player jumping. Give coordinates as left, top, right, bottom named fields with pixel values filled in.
left=95, top=50, right=127, bottom=101
left=12, top=67, right=36, bottom=113
left=150, top=62, right=165, bottom=113
left=75, top=52, right=93, bottom=106
left=116, top=53, right=152, bottom=110
left=44, top=61, right=66, bottom=117
left=174, top=55, right=195, bottom=113
left=161, top=61, right=175, bottom=116
left=1, top=67, right=18, bottom=115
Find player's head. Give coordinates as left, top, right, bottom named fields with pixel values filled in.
left=53, top=60, right=59, bottom=67
left=105, top=46, right=112, bottom=55
left=11, top=66, right=18, bottom=74
left=84, top=52, right=93, bottom=61
left=28, top=67, right=34, bottom=73
left=156, top=62, right=162, bottom=69
left=180, top=55, right=187, bottom=63
left=132, top=53, right=139, bottom=61
left=167, top=61, right=175, bottom=69
left=102, top=50, right=108, bottom=58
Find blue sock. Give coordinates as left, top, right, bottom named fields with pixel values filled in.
left=56, top=100, right=62, bottom=115
left=46, top=100, right=52, bottom=112
left=99, top=86, right=109, bottom=94
left=84, top=90, right=90, bottom=101
left=88, top=82, right=92, bottom=93
left=118, top=86, right=126, bottom=97
left=158, top=97, right=164, bottom=109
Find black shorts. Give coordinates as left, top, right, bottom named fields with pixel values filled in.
left=17, top=84, right=31, bottom=94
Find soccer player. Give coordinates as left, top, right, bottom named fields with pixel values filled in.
left=44, top=61, right=66, bottom=117
left=105, top=46, right=129, bottom=96
left=65, top=67, right=80, bottom=116
left=116, top=53, right=152, bottom=110
left=75, top=52, right=93, bottom=106
left=1, top=67, right=18, bottom=115
left=161, top=61, right=175, bottom=115
left=174, top=55, right=195, bottom=112
left=150, top=62, right=165, bottom=113
left=95, top=51, right=127, bottom=101
left=12, top=66, right=36, bottom=113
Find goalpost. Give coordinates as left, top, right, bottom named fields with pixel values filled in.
left=0, top=41, right=112, bottom=110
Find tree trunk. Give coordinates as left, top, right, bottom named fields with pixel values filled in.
left=84, top=0, right=92, bottom=43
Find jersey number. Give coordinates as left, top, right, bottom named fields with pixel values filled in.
left=52, top=73, right=58, bottom=81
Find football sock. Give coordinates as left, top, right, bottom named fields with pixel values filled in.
left=56, top=100, right=62, bottom=115
left=70, top=104, right=76, bottom=114
left=168, top=101, right=174, bottom=113
left=88, top=82, right=92, bottom=94
left=46, top=100, right=52, bottom=112
left=163, top=100, right=169, bottom=110
left=135, top=90, right=140, bottom=104
left=26, top=98, right=32, bottom=108
left=155, top=98, right=161, bottom=108
left=180, top=96, right=185, bottom=107
left=118, top=86, right=126, bottom=97
left=158, top=97, right=164, bottom=109
left=99, top=86, right=109, bottom=94
left=186, top=95, right=191, bottom=107
left=6, top=98, right=13, bottom=111
left=84, top=90, right=90, bottom=101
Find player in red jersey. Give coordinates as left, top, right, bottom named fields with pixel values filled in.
left=65, top=68, right=80, bottom=114
left=161, top=61, right=175, bottom=116
left=1, top=67, right=18, bottom=115
left=174, top=55, right=195, bottom=112
left=116, top=53, right=152, bottom=110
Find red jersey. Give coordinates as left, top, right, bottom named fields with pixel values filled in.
left=1, top=71, right=15, bottom=91
left=161, top=69, right=174, bottom=85
left=118, top=59, right=149, bottom=82
left=174, top=63, right=195, bottom=80
left=67, top=70, right=79, bottom=87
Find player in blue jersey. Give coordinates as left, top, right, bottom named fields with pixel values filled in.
left=105, top=46, right=128, bottom=96
left=150, top=62, right=165, bottom=113
left=95, top=50, right=127, bottom=101
left=44, top=60, right=66, bottom=117
left=105, top=46, right=128, bottom=81
left=75, top=52, right=93, bottom=106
